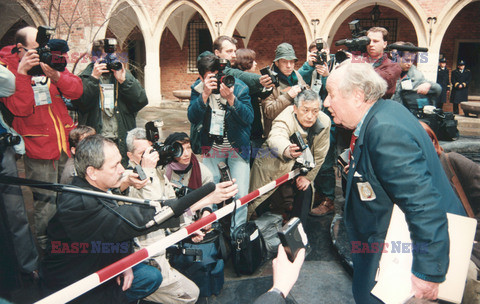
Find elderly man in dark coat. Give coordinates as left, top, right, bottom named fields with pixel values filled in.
left=324, top=62, right=465, bottom=303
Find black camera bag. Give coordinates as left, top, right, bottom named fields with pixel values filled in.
left=231, top=221, right=266, bottom=275
left=420, top=110, right=458, bottom=141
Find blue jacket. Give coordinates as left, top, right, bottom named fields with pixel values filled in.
left=188, top=78, right=253, bottom=161
left=345, top=99, right=465, bottom=303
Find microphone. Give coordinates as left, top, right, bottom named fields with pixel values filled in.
left=146, top=182, right=216, bottom=228
left=387, top=44, right=428, bottom=53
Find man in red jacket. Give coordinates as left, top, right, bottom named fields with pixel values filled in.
left=0, top=26, right=83, bottom=249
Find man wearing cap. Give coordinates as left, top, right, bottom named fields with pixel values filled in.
left=0, top=26, right=83, bottom=249
left=450, top=60, right=471, bottom=114
left=436, top=58, right=450, bottom=108
left=261, top=42, right=306, bottom=137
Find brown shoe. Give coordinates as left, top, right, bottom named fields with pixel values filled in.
left=309, top=198, right=335, bottom=216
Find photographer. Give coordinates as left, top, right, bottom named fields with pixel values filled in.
left=188, top=53, right=252, bottom=233
left=73, top=39, right=148, bottom=167
left=261, top=43, right=307, bottom=137
left=298, top=40, right=338, bottom=216
left=391, top=42, right=441, bottom=111
left=0, top=26, right=83, bottom=249
left=249, top=89, right=330, bottom=225
left=213, top=36, right=274, bottom=96
left=0, top=62, right=39, bottom=298
left=364, top=27, right=401, bottom=99
left=124, top=128, right=238, bottom=303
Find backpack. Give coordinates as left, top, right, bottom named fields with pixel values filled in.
left=231, top=221, right=266, bottom=275
left=170, top=226, right=227, bottom=297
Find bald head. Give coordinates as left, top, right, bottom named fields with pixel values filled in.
left=15, top=26, right=38, bottom=57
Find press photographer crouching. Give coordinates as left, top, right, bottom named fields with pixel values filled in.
left=41, top=134, right=229, bottom=303
left=249, top=89, right=331, bottom=226
left=124, top=128, right=238, bottom=303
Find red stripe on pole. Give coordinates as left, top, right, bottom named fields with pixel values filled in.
left=276, top=173, right=289, bottom=186
left=97, top=248, right=149, bottom=282
left=239, top=189, right=260, bottom=205
left=186, top=212, right=218, bottom=234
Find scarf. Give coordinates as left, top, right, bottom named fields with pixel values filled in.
left=166, top=154, right=202, bottom=190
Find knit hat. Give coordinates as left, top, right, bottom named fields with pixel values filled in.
left=47, top=39, right=69, bottom=53
left=274, top=43, right=297, bottom=62
left=164, top=132, right=189, bottom=146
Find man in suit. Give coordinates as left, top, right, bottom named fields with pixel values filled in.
left=323, top=62, right=466, bottom=303
left=450, top=59, right=472, bottom=114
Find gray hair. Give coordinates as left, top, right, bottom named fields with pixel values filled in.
left=330, top=62, right=387, bottom=102
left=74, top=134, right=115, bottom=179
left=294, top=89, right=320, bottom=107
left=126, top=128, right=147, bottom=153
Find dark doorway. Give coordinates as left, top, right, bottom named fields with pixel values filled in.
left=457, top=42, right=480, bottom=96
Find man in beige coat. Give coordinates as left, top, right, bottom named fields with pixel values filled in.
left=261, top=43, right=307, bottom=137
left=250, top=89, right=330, bottom=224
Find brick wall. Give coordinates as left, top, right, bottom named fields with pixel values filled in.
left=440, top=1, right=480, bottom=71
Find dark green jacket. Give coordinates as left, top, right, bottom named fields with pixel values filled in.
left=72, top=63, right=148, bottom=165
left=224, top=62, right=263, bottom=95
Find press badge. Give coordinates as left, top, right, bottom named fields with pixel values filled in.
left=209, top=108, right=225, bottom=137
left=357, top=181, right=376, bottom=201
left=401, top=78, right=413, bottom=90
left=32, top=77, right=52, bottom=106
left=100, top=84, right=115, bottom=109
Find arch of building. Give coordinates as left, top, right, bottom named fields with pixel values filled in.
left=145, top=0, right=215, bottom=105
left=433, top=0, right=479, bottom=68
left=223, top=0, right=313, bottom=48
left=0, top=0, right=46, bottom=42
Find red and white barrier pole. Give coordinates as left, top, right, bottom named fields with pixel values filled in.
left=35, top=169, right=300, bottom=304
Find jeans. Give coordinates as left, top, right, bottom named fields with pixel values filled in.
left=202, top=147, right=250, bottom=233
left=125, top=263, right=163, bottom=302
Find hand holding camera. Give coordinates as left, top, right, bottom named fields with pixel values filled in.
left=91, top=61, right=109, bottom=79
left=40, top=62, right=60, bottom=82
left=284, top=144, right=302, bottom=159
left=141, top=146, right=159, bottom=169
left=18, top=49, right=40, bottom=75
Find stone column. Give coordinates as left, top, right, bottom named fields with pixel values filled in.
left=144, top=38, right=162, bottom=106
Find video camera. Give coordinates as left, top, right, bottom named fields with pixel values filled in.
left=289, top=132, right=315, bottom=176
left=314, top=38, right=328, bottom=66
left=212, top=58, right=235, bottom=94
left=100, top=38, right=123, bottom=71
left=260, top=66, right=279, bottom=87
left=145, top=121, right=183, bottom=167
left=27, top=26, right=67, bottom=76
left=334, top=20, right=371, bottom=63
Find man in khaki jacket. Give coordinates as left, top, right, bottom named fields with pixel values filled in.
left=261, top=43, right=306, bottom=137
left=249, top=89, right=330, bottom=225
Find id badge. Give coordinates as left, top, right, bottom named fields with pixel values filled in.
left=401, top=79, right=413, bottom=90
left=357, top=181, right=376, bottom=201
left=209, top=108, right=225, bottom=137
left=32, top=77, right=52, bottom=106
left=100, top=84, right=115, bottom=109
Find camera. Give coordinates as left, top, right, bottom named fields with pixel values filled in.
left=27, top=26, right=67, bottom=76
left=174, top=186, right=193, bottom=198
left=145, top=121, right=183, bottom=167
left=278, top=217, right=311, bottom=262
left=0, top=133, right=21, bottom=148
left=217, top=162, right=233, bottom=206
left=314, top=38, right=328, bottom=66
left=289, top=132, right=315, bottom=175
left=335, top=20, right=371, bottom=63
left=100, top=38, right=123, bottom=71
left=212, top=58, right=235, bottom=94
left=260, top=66, right=279, bottom=87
